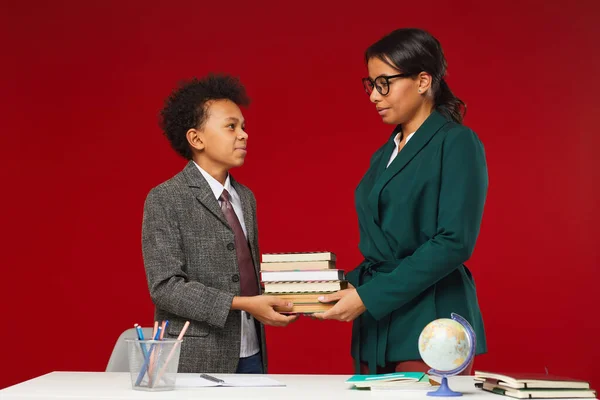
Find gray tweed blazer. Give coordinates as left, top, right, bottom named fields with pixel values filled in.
left=141, top=161, right=266, bottom=373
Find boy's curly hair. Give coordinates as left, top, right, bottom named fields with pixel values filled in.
left=159, top=74, right=250, bottom=159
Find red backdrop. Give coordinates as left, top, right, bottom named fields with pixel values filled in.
left=1, top=0, right=598, bottom=390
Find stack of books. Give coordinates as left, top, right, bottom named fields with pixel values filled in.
left=474, top=371, right=597, bottom=399
left=260, top=251, right=347, bottom=314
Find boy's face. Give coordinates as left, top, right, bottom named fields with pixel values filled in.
left=195, top=99, right=248, bottom=170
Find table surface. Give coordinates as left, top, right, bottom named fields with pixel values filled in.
left=0, top=372, right=501, bottom=400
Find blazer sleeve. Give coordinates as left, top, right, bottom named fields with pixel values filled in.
left=141, top=187, right=233, bottom=329
left=356, top=127, right=488, bottom=320
left=346, top=261, right=365, bottom=288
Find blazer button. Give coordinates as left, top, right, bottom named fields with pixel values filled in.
left=232, top=274, right=240, bottom=282
left=227, top=243, right=235, bottom=251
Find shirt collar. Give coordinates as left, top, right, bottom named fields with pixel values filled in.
left=193, top=162, right=232, bottom=201
left=393, top=131, right=415, bottom=146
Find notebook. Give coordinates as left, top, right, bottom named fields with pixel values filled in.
left=474, top=371, right=591, bottom=389
left=482, top=381, right=596, bottom=398
left=261, top=269, right=345, bottom=282
left=260, top=260, right=335, bottom=271
left=263, top=280, right=347, bottom=293
left=346, top=372, right=433, bottom=389
left=176, top=375, right=285, bottom=388
left=262, top=252, right=336, bottom=263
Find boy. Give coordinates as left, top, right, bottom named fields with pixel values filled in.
left=142, top=74, right=296, bottom=373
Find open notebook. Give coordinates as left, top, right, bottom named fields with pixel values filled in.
left=176, top=374, right=285, bottom=388
left=346, top=372, right=437, bottom=390
left=474, top=371, right=591, bottom=389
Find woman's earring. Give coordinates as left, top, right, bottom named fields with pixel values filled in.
left=418, top=89, right=422, bottom=93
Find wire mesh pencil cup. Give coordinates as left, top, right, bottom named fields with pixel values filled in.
left=126, top=338, right=182, bottom=391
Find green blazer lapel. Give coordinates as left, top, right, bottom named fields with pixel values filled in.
left=367, top=111, right=449, bottom=224
left=373, top=126, right=401, bottom=180
left=182, top=161, right=230, bottom=230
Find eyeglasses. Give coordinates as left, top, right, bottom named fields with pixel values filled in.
left=362, top=73, right=411, bottom=96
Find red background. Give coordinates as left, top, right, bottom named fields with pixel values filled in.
left=1, top=0, right=598, bottom=391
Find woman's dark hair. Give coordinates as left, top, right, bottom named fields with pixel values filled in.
left=365, top=28, right=465, bottom=124
left=159, top=74, right=250, bottom=159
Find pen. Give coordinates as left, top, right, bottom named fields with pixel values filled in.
left=134, top=324, right=149, bottom=359
left=135, top=326, right=162, bottom=386
left=200, top=373, right=225, bottom=384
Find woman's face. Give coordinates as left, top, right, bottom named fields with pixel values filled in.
left=366, top=57, right=422, bottom=125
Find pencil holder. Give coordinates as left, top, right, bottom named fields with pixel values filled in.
left=126, top=339, right=182, bottom=391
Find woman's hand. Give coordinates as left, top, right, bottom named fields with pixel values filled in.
left=313, top=286, right=365, bottom=322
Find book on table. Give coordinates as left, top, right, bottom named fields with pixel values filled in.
left=346, top=372, right=436, bottom=390
left=481, top=381, right=596, bottom=398
left=474, top=371, right=595, bottom=399
left=474, top=371, right=591, bottom=389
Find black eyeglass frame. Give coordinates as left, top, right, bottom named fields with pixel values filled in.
left=362, top=73, right=412, bottom=96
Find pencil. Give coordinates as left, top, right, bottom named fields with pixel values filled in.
left=151, top=321, right=189, bottom=388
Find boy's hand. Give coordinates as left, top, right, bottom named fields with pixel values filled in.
left=233, top=295, right=298, bottom=326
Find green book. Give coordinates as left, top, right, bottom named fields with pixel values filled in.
left=346, top=372, right=431, bottom=389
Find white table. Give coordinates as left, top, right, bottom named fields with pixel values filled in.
left=0, top=372, right=492, bottom=400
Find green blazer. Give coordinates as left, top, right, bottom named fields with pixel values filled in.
left=347, top=110, right=488, bottom=374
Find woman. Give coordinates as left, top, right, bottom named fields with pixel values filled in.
left=317, top=28, right=488, bottom=375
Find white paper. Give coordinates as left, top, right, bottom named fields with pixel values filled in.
left=177, top=375, right=286, bottom=388
left=370, top=385, right=435, bottom=391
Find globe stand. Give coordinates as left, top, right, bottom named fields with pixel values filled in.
left=427, top=376, right=462, bottom=397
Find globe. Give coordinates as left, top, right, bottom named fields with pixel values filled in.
left=418, top=313, right=476, bottom=397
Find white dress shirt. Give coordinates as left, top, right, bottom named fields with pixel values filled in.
left=387, top=131, right=415, bottom=168
left=194, top=162, right=260, bottom=358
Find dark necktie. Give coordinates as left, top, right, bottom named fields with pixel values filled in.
left=219, top=189, right=259, bottom=297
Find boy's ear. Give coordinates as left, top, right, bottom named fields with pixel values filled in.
left=187, top=128, right=205, bottom=151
